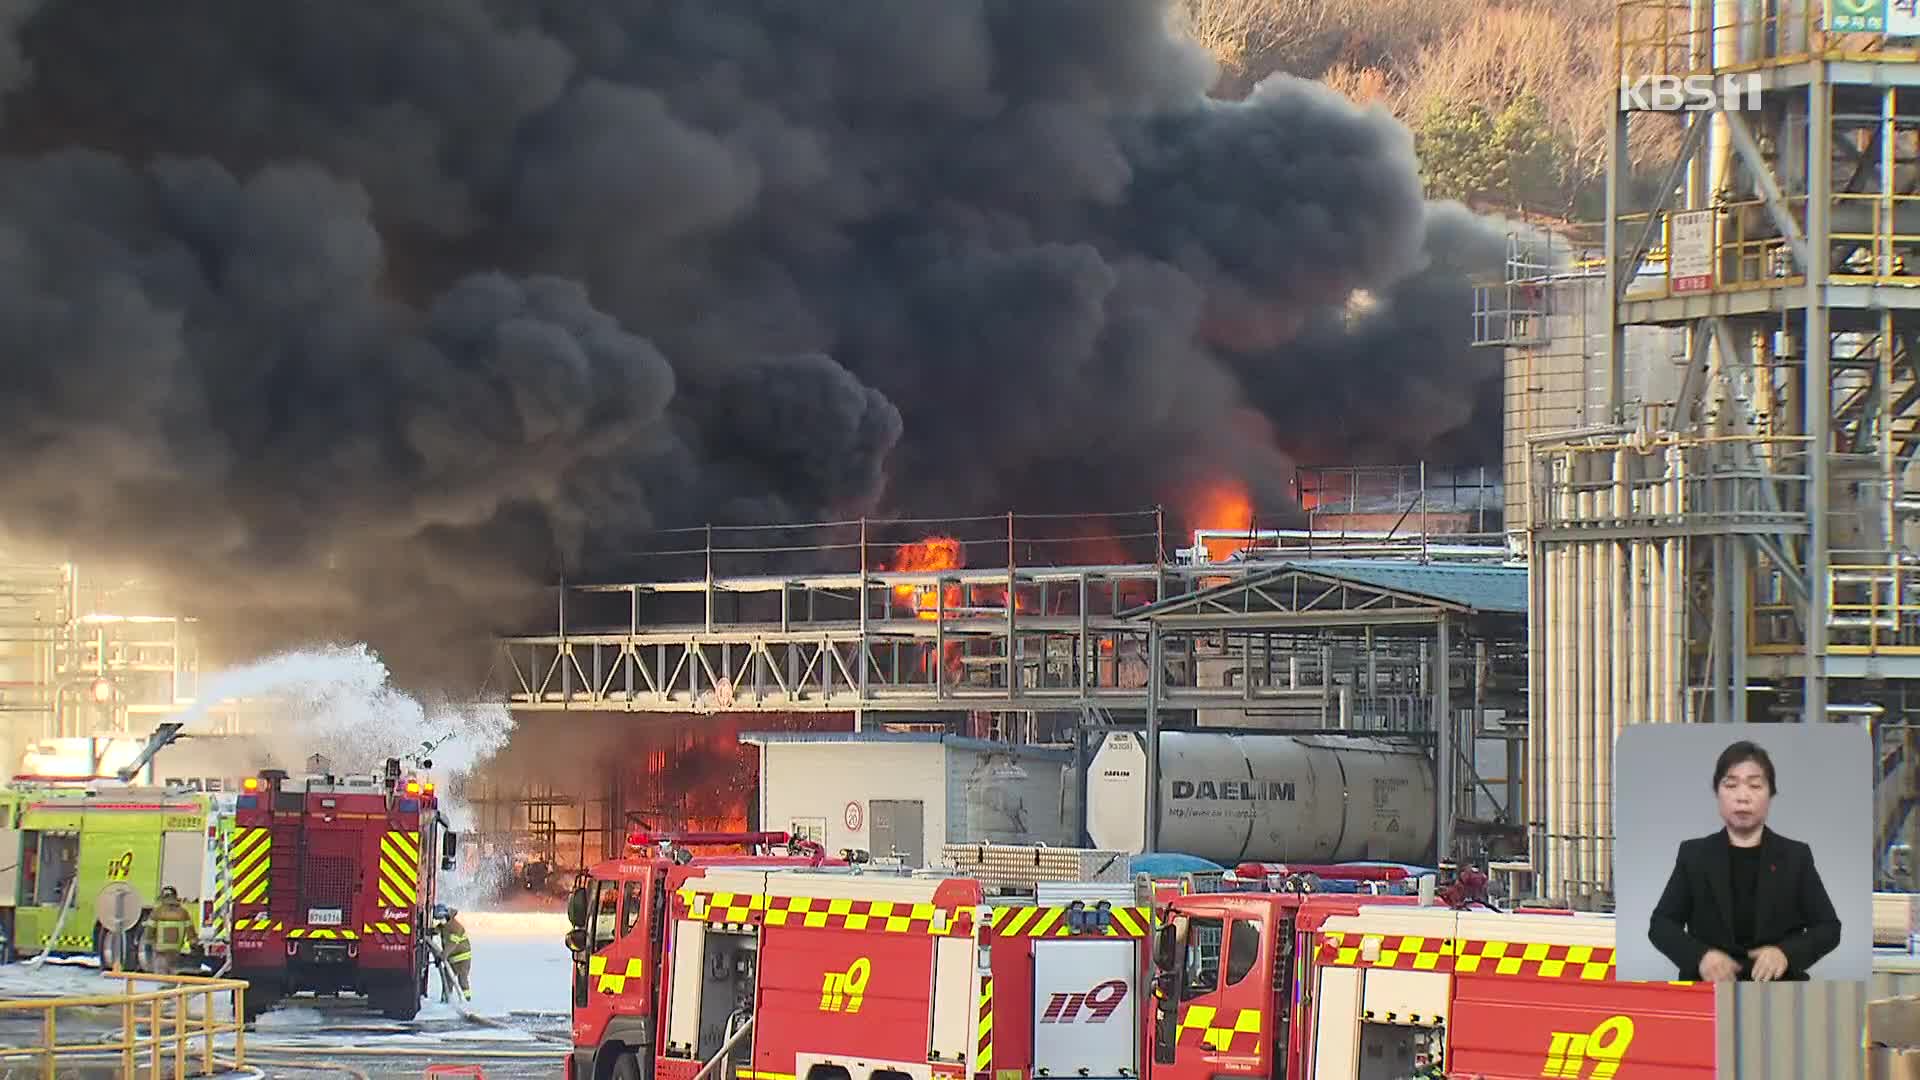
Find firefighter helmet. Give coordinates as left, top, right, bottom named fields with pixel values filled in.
left=159, top=885, right=179, bottom=901
left=433, top=903, right=456, bottom=921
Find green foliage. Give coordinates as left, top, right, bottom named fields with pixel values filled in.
left=1413, top=93, right=1572, bottom=213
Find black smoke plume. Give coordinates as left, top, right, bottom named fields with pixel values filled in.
left=0, top=0, right=1505, bottom=682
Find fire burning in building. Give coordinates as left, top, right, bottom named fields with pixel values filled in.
left=890, top=536, right=964, bottom=619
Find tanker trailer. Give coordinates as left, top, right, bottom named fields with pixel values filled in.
left=1083, top=730, right=1435, bottom=864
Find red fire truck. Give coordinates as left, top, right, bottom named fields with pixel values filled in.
left=229, top=756, right=458, bottom=1020
left=566, top=836, right=1717, bottom=1080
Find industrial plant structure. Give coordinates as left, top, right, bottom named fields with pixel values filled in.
left=1473, top=1, right=1920, bottom=903
left=494, top=477, right=1529, bottom=876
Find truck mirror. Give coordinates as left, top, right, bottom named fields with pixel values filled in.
left=565, top=928, right=589, bottom=954
left=1153, top=924, right=1178, bottom=969
left=567, top=887, right=589, bottom=928
left=441, top=831, right=459, bottom=871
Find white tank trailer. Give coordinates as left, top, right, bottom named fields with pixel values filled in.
left=1085, top=730, right=1436, bottom=865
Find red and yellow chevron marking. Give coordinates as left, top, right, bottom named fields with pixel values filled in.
left=985, top=905, right=1151, bottom=938
left=361, top=921, right=415, bottom=937
left=1176, top=1004, right=1260, bottom=1053
left=674, top=889, right=973, bottom=935
left=378, top=830, right=421, bottom=909
left=227, top=827, right=271, bottom=905
left=1317, top=933, right=1620, bottom=981
left=286, top=928, right=359, bottom=940
left=975, top=975, right=993, bottom=1072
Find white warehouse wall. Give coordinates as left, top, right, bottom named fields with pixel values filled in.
left=755, top=739, right=947, bottom=860
left=747, top=733, right=1078, bottom=864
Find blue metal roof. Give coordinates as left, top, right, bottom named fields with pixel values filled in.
left=1282, top=559, right=1527, bottom=614
left=738, top=731, right=1073, bottom=759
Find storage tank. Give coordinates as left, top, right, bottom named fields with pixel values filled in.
left=1084, top=730, right=1435, bottom=865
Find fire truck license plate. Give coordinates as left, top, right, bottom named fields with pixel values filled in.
left=308, top=908, right=343, bottom=925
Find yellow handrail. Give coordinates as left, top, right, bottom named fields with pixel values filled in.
left=0, top=970, right=247, bottom=1080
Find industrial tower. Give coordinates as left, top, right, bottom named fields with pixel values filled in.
left=1483, top=0, right=1920, bottom=905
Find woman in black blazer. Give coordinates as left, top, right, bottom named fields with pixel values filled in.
left=1647, top=740, right=1842, bottom=982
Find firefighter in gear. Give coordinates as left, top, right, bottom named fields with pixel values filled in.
left=434, top=904, right=473, bottom=1001
left=144, top=886, right=195, bottom=975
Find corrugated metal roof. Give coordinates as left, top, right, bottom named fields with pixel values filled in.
left=1282, top=559, right=1527, bottom=614
left=738, top=731, right=1073, bottom=759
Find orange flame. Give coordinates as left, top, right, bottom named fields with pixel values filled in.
left=890, top=535, right=964, bottom=619
left=1189, top=481, right=1254, bottom=532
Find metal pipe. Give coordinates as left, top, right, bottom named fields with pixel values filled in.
left=1805, top=74, right=1832, bottom=723
left=1606, top=454, right=1630, bottom=897
left=1435, top=616, right=1452, bottom=865
left=1668, top=449, right=1688, bottom=722
left=1574, top=491, right=1594, bottom=901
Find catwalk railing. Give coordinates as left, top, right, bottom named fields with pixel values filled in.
left=492, top=509, right=1512, bottom=712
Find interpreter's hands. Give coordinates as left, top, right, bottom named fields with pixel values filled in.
left=1698, top=948, right=1741, bottom=982
left=1747, top=945, right=1790, bottom=981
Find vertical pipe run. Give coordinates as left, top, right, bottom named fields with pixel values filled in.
left=1713, top=536, right=1733, bottom=721
left=1605, top=455, right=1629, bottom=896
left=1145, top=624, right=1162, bottom=854
left=1556, top=538, right=1578, bottom=900
left=1573, top=490, right=1593, bottom=902
left=1436, top=616, right=1453, bottom=866
left=1732, top=540, right=1750, bottom=722
left=1805, top=76, right=1832, bottom=722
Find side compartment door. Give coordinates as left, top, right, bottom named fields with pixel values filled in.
left=1033, top=939, right=1138, bottom=1078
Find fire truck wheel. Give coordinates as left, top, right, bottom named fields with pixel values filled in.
left=376, top=980, right=422, bottom=1021
left=609, top=1053, right=644, bottom=1080
left=241, top=984, right=281, bottom=1021
left=93, top=921, right=146, bottom=972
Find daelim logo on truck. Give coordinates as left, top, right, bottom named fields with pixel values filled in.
left=819, top=957, right=871, bottom=1013
left=1038, top=978, right=1128, bottom=1023
left=1541, top=1015, right=1634, bottom=1080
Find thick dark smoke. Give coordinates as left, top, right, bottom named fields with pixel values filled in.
left=0, top=0, right=1504, bottom=682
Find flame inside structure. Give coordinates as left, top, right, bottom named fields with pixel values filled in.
left=889, top=535, right=964, bottom=619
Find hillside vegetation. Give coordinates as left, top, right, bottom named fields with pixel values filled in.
left=1175, top=0, right=1653, bottom=223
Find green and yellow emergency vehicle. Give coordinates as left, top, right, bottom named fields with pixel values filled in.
left=0, top=782, right=235, bottom=968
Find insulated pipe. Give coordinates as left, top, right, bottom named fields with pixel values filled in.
left=1669, top=450, right=1689, bottom=722
left=1557, top=532, right=1578, bottom=901
left=1606, top=452, right=1631, bottom=896
left=1574, top=490, right=1593, bottom=902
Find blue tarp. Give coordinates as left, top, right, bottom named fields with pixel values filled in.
left=1129, top=853, right=1224, bottom=876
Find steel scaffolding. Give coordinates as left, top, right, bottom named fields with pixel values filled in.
left=1496, top=0, right=1920, bottom=901
left=493, top=504, right=1530, bottom=864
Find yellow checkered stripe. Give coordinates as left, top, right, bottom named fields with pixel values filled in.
left=985, top=905, right=1151, bottom=938
left=378, top=830, right=421, bottom=910
left=1176, top=1004, right=1260, bottom=1053
left=975, top=975, right=993, bottom=1072
left=287, top=928, right=359, bottom=939
left=362, top=921, right=415, bottom=936
left=227, top=826, right=271, bottom=905
left=677, top=889, right=765, bottom=923
left=589, top=954, right=645, bottom=993
left=1318, top=933, right=1619, bottom=981
left=675, top=890, right=973, bottom=935
left=50, top=931, right=94, bottom=950
left=235, top=915, right=283, bottom=932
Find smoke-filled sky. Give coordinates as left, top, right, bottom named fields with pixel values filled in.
left=0, top=0, right=1506, bottom=681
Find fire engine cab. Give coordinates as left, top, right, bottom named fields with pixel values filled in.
left=568, top=841, right=1721, bottom=1080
